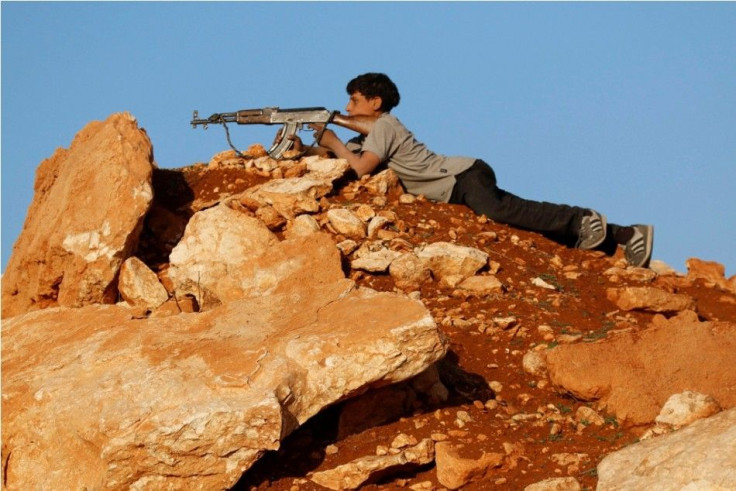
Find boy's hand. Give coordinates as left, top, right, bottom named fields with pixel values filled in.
left=272, top=128, right=304, bottom=152
left=309, top=122, right=379, bottom=177
left=310, top=124, right=338, bottom=149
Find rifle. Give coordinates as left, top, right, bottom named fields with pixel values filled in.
left=191, top=106, right=337, bottom=160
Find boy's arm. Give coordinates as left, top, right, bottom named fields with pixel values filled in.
left=316, top=128, right=381, bottom=177
left=275, top=114, right=377, bottom=159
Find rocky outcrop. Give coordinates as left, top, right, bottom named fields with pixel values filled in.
left=1, top=112, right=154, bottom=318
left=545, top=311, right=736, bottom=425
left=167, top=204, right=343, bottom=310
left=686, top=257, right=736, bottom=294
left=597, top=408, right=736, bottom=490
left=4, top=110, right=736, bottom=490
left=0, top=114, right=450, bottom=490
left=1, top=280, right=446, bottom=490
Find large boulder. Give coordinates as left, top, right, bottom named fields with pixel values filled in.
left=545, top=311, right=736, bottom=425
left=1, top=281, right=447, bottom=490
left=597, top=408, right=736, bottom=490
left=167, top=204, right=343, bottom=310
left=1, top=112, right=154, bottom=318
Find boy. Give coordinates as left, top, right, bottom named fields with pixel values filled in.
left=310, top=72, right=653, bottom=267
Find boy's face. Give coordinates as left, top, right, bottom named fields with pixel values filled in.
left=345, top=91, right=383, bottom=117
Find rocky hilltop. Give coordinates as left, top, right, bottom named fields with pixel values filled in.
left=2, top=113, right=735, bottom=490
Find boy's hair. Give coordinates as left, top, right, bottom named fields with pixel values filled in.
left=346, top=73, right=400, bottom=112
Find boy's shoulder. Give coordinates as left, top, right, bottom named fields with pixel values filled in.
left=379, top=112, right=399, bottom=123
left=376, top=112, right=407, bottom=131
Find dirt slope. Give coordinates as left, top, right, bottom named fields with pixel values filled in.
left=138, top=159, right=736, bottom=491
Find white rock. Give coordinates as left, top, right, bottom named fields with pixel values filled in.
left=597, top=408, right=736, bottom=490
left=2, top=285, right=446, bottom=490
left=327, top=208, right=367, bottom=239
left=367, top=216, right=390, bottom=238
left=524, top=477, right=581, bottom=491
left=304, top=157, right=351, bottom=181
left=284, top=214, right=321, bottom=239
left=310, top=439, right=434, bottom=490
left=390, top=253, right=431, bottom=290
left=457, top=275, right=504, bottom=296
left=522, top=350, right=547, bottom=377
left=415, top=242, right=488, bottom=283
left=532, top=277, right=557, bottom=290
left=655, top=390, right=722, bottom=428
left=118, top=257, right=169, bottom=310
left=351, top=248, right=401, bottom=273
left=169, top=204, right=344, bottom=310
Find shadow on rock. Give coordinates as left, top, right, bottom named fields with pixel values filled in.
left=231, top=405, right=342, bottom=489
left=232, top=353, right=494, bottom=489
left=438, top=351, right=496, bottom=404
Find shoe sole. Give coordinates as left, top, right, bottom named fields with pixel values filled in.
left=639, top=225, right=654, bottom=268
left=579, top=213, right=607, bottom=250
left=632, top=224, right=654, bottom=268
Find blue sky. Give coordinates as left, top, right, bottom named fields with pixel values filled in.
left=2, top=2, right=735, bottom=276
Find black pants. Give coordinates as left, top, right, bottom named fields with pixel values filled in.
left=449, top=160, right=588, bottom=245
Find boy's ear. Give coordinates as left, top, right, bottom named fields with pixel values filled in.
left=369, top=96, right=383, bottom=111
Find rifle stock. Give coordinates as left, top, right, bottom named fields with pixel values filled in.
left=331, top=113, right=377, bottom=136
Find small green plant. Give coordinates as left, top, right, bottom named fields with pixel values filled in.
left=539, top=432, right=564, bottom=444
left=604, top=415, right=619, bottom=428
left=595, top=431, right=624, bottom=442
left=556, top=402, right=573, bottom=414
left=509, top=336, right=525, bottom=348
left=584, top=320, right=616, bottom=342
left=550, top=319, right=571, bottom=329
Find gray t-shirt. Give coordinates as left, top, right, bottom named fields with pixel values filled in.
left=347, top=113, right=475, bottom=203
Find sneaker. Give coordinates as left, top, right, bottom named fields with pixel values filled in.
left=576, top=210, right=607, bottom=250
left=624, top=224, right=654, bottom=268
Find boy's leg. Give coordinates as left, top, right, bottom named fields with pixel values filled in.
left=450, top=160, right=598, bottom=244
